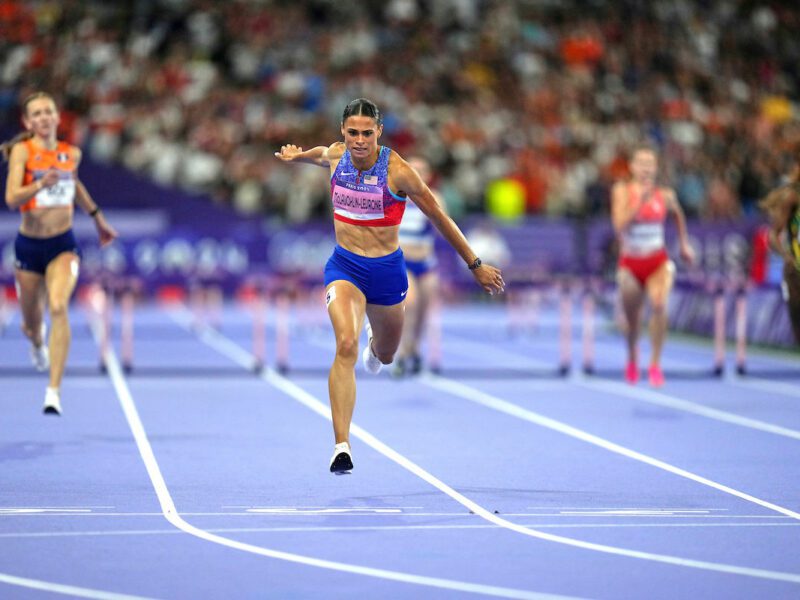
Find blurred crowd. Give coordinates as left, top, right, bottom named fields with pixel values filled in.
left=1, top=0, right=799, bottom=222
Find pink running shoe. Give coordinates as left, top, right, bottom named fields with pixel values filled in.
left=648, top=364, right=665, bottom=387
left=624, top=362, right=639, bottom=384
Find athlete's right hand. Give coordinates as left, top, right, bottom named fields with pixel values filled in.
left=40, top=168, right=60, bottom=189
left=274, top=145, right=303, bottom=161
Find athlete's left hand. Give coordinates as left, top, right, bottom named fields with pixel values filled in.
left=95, top=214, right=119, bottom=247
left=472, top=264, right=505, bottom=295
left=679, top=242, right=695, bottom=265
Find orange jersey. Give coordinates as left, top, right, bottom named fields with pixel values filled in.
left=20, top=139, right=78, bottom=212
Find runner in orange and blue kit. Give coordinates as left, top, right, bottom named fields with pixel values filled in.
left=611, top=145, right=694, bottom=387
left=275, top=98, right=504, bottom=473
left=2, top=92, right=117, bottom=415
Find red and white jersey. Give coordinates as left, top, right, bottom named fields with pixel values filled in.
left=620, top=183, right=667, bottom=257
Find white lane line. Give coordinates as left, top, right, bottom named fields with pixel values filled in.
left=247, top=508, right=403, bottom=514
left=732, top=377, right=800, bottom=399
left=1, top=521, right=799, bottom=542
left=559, top=510, right=710, bottom=515
left=586, top=332, right=800, bottom=412
left=448, top=333, right=800, bottom=441
left=579, top=378, right=800, bottom=441
left=95, top=316, right=578, bottom=600
left=0, top=512, right=792, bottom=519
left=527, top=507, right=729, bottom=511
left=0, top=573, right=157, bottom=600
left=424, top=374, right=800, bottom=523
left=224, top=505, right=425, bottom=509
left=0, top=508, right=93, bottom=514
left=191, top=319, right=800, bottom=584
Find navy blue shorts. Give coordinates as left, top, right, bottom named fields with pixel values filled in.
left=405, top=255, right=437, bottom=278
left=324, top=245, right=408, bottom=306
left=15, top=229, right=81, bottom=275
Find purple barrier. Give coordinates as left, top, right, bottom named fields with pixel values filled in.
left=0, top=151, right=790, bottom=347
left=668, top=282, right=794, bottom=348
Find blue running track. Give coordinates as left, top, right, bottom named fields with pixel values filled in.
left=1, top=300, right=799, bottom=599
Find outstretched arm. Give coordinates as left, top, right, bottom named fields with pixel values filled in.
left=274, top=142, right=344, bottom=167
left=393, top=154, right=504, bottom=295
left=75, top=180, right=117, bottom=247
left=666, top=189, right=694, bottom=265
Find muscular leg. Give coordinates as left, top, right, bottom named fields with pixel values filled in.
left=617, top=268, right=644, bottom=367
left=409, top=271, right=437, bottom=358
left=326, top=280, right=366, bottom=445
left=397, top=271, right=418, bottom=361
left=365, top=301, right=405, bottom=366
left=44, top=252, right=79, bottom=390
left=645, top=261, right=675, bottom=368
left=16, top=269, right=46, bottom=347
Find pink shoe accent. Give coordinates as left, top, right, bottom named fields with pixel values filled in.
left=624, top=362, right=639, bottom=384
left=648, top=365, right=665, bottom=387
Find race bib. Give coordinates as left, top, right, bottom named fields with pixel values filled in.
left=332, top=182, right=384, bottom=221
left=36, top=178, right=76, bottom=208
left=622, top=222, right=665, bottom=256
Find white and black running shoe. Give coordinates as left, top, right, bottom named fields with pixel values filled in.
left=43, top=387, right=61, bottom=416
left=329, top=442, right=353, bottom=474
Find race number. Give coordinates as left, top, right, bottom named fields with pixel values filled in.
left=36, top=177, right=75, bottom=207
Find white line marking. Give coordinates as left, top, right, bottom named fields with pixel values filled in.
left=732, top=377, right=800, bottom=399
left=424, top=374, right=800, bottom=523
left=247, top=508, right=403, bottom=514
left=0, top=512, right=792, bottom=519
left=94, top=314, right=579, bottom=600
left=224, top=505, right=425, bottom=509
left=559, top=510, right=710, bottom=515
left=448, top=333, right=800, bottom=441
left=1, top=521, right=798, bottom=542
left=581, top=378, right=800, bottom=440
left=0, top=508, right=93, bottom=514
left=588, top=331, right=800, bottom=411
left=191, top=319, right=800, bottom=584
left=526, top=507, right=730, bottom=511
left=0, top=572, right=156, bottom=600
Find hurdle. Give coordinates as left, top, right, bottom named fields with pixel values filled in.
left=734, top=284, right=747, bottom=375
left=580, top=276, right=748, bottom=378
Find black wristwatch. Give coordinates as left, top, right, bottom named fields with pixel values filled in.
left=468, top=257, right=482, bottom=270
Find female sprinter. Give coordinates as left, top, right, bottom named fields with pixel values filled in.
left=392, top=156, right=443, bottom=377
left=759, top=164, right=800, bottom=344
left=611, top=145, right=694, bottom=387
left=275, top=98, right=504, bottom=473
left=2, top=92, right=117, bottom=415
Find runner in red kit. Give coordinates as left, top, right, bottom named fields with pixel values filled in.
left=611, top=146, right=694, bottom=387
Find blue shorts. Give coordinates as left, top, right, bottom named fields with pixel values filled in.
left=405, top=255, right=437, bottom=278
left=324, top=245, right=408, bottom=306
left=14, top=229, right=81, bottom=275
